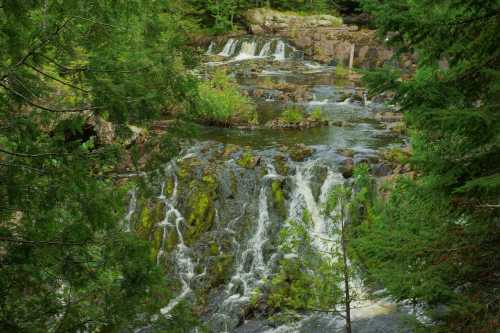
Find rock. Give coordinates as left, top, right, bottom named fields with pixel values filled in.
left=339, top=158, right=354, bottom=178
left=84, top=113, right=115, bottom=145
left=375, top=111, right=403, bottom=122
left=372, top=163, right=392, bottom=177
left=289, top=144, right=314, bottom=162
left=337, top=148, right=355, bottom=158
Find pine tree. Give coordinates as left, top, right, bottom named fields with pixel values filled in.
left=354, top=1, right=500, bottom=331
left=0, top=1, right=198, bottom=331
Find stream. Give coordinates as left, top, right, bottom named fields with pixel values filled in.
left=131, top=36, right=414, bottom=332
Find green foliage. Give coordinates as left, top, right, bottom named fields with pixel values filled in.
left=185, top=0, right=340, bottom=32
left=267, top=218, right=343, bottom=311
left=356, top=1, right=500, bottom=330
left=335, top=63, right=350, bottom=78
left=197, top=69, right=257, bottom=126
left=0, top=1, right=198, bottom=331
left=280, top=106, right=304, bottom=123
left=310, top=107, right=325, bottom=121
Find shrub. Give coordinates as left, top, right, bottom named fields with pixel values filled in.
left=197, top=69, right=256, bottom=126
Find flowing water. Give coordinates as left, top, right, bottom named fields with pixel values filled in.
left=130, top=36, right=413, bottom=332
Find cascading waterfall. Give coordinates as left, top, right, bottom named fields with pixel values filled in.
left=206, top=41, right=216, bottom=55
left=211, top=161, right=281, bottom=331
left=123, top=189, right=137, bottom=232
left=273, top=40, right=286, bottom=61
left=288, top=162, right=343, bottom=252
left=258, top=40, right=272, bottom=57
left=155, top=164, right=203, bottom=318
left=234, top=40, right=258, bottom=60
left=211, top=37, right=295, bottom=62
left=219, top=38, right=238, bottom=57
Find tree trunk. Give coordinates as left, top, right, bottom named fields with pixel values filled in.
left=341, top=197, right=352, bottom=333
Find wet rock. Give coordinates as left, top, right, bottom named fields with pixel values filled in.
left=385, top=121, right=406, bottom=134
left=237, top=151, right=261, bottom=169
left=337, top=148, right=355, bottom=158
left=289, top=144, right=314, bottom=162
left=375, top=111, right=403, bottom=122
left=340, top=158, right=354, bottom=178
left=372, top=163, right=392, bottom=177
left=273, top=154, right=289, bottom=175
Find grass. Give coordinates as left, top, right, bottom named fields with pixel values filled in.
left=280, top=107, right=304, bottom=123
left=309, top=107, right=325, bottom=121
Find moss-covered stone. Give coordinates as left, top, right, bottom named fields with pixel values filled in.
left=289, top=144, right=314, bottom=162
left=273, top=154, right=289, bottom=175
left=165, top=176, right=175, bottom=197
left=237, top=150, right=260, bottom=169
left=185, top=171, right=218, bottom=246
left=271, top=180, right=287, bottom=217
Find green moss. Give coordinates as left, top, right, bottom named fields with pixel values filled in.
left=209, top=254, right=233, bottom=287
left=382, top=147, right=411, bottom=165
left=272, top=180, right=287, bottom=217
left=185, top=172, right=218, bottom=245
left=209, top=242, right=219, bottom=256
left=273, top=155, right=289, bottom=176
left=230, top=170, right=238, bottom=194
left=237, top=151, right=256, bottom=169
left=165, top=176, right=175, bottom=197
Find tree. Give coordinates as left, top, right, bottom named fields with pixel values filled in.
left=0, top=1, right=198, bottom=331
left=354, top=1, right=500, bottom=331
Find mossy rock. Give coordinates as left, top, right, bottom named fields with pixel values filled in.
left=185, top=172, right=218, bottom=246
left=237, top=151, right=261, bottom=169
left=222, top=144, right=240, bottom=158
left=136, top=200, right=164, bottom=239
left=289, top=144, right=314, bottom=162
left=271, top=180, right=287, bottom=217
left=273, top=154, right=289, bottom=176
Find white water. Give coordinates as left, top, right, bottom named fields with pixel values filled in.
left=258, top=40, right=273, bottom=57
left=219, top=38, right=238, bottom=57
left=206, top=41, right=216, bottom=55
left=211, top=37, right=295, bottom=62
left=123, top=189, right=137, bottom=232
left=233, top=40, right=258, bottom=61
left=273, top=40, right=286, bottom=61
left=156, top=164, right=203, bottom=318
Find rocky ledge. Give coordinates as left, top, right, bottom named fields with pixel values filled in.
left=243, top=8, right=394, bottom=67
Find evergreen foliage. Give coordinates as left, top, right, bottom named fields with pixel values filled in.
left=0, top=1, right=198, bottom=331
left=354, top=1, right=500, bottom=331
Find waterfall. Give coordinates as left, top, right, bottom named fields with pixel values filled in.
left=258, top=40, right=272, bottom=57
left=210, top=161, right=280, bottom=331
left=273, top=40, right=286, bottom=61
left=219, top=38, right=238, bottom=57
left=288, top=163, right=342, bottom=252
left=156, top=165, right=203, bottom=318
left=233, top=40, right=258, bottom=60
left=213, top=37, right=295, bottom=61
left=206, top=41, right=215, bottom=55
left=123, top=189, right=137, bottom=232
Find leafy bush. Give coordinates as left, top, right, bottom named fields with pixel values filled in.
left=197, top=69, right=256, bottom=126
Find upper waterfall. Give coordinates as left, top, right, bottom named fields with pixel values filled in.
left=210, top=36, right=300, bottom=61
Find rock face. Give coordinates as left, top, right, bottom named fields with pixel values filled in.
left=242, top=8, right=393, bottom=67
